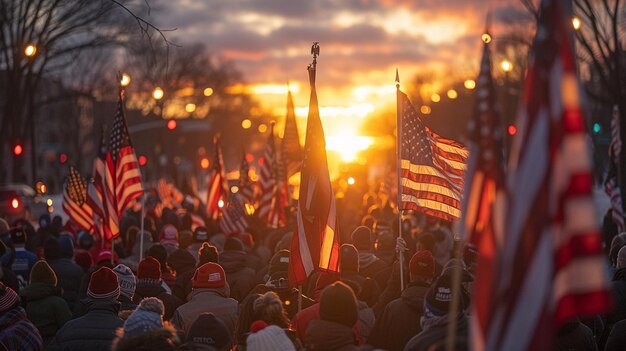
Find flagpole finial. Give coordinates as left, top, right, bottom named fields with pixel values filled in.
left=395, top=68, right=400, bottom=89
left=308, top=42, right=320, bottom=71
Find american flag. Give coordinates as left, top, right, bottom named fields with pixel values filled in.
left=206, top=135, right=227, bottom=220
left=238, top=152, right=255, bottom=204
left=489, top=1, right=612, bottom=350
left=399, top=91, right=468, bottom=222
left=288, top=59, right=340, bottom=287
left=257, top=123, right=282, bottom=225
left=219, top=192, right=248, bottom=234
left=63, top=166, right=94, bottom=232
left=268, top=151, right=289, bottom=228
left=87, top=126, right=119, bottom=241
left=282, top=89, right=303, bottom=177
left=106, top=89, right=144, bottom=221
left=459, top=29, right=506, bottom=351
left=605, top=105, right=624, bottom=230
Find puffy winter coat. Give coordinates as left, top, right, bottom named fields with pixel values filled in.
left=47, top=258, right=84, bottom=309
left=305, top=319, right=360, bottom=351
left=20, top=282, right=72, bottom=345
left=219, top=250, right=256, bottom=302
left=172, top=286, right=238, bottom=337
left=48, top=300, right=123, bottom=351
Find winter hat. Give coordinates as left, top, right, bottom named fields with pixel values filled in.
left=198, top=243, right=219, bottom=265
left=409, top=250, right=435, bottom=279
left=30, top=260, right=58, bottom=286
left=247, top=325, right=295, bottom=351
left=113, top=264, right=137, bottom=299
left=0, top=283, right=19, bottom=313
left=351, top=226, right=372, bottom=251
left=58, top=233, right=74, bottom=258
left=123, top=297, right=164, bottom=338
left=179, top=230, right=193, bottom=249
left=74, top=251, right=93, bottom=271
left=250, top=320, right=268, bottom=333
left=10, top=227, right=27, bottom=245
left=147, top=244, right=168, bottom=270
left=192, top=262, right=226, bottom=289
left=96, top=250, right=118, bottom=265
left=138, top=257, right=162, bottom=280
left=339, top=244, right=359, bottom=273
left=77, top=230, right=94, bottom=250
left=224, top=236, right=245, bottom=252
left=193, top=226, right=210, bottom=243
left=43, top=237, right=61, bottom=260
left=442, top=258, right=473, bottom=282
left=87, top=266, right=120, bottom=300
left=168, top=248, right=196, bottom=273
left=319, top=281, right=358, bottom=328
left=618, top=246, right=626, bottom=269
left=268, top=249, right=290, bottom=277
left=187, top=313, right=231, bottom=350
left=160, top=224, right=179, bottom=247
left=424, top=272, right=469, bottom=317
left=0, top=219, right=8, bottom=235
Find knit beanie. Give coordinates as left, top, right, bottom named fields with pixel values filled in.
left=168, top=248, right=197, bottom=273
left=193, top=226, right=210, bottom=243
left=123, top=297, right=164, bottom=338
left=409, top=250, right=435, bottom=279
left=0, top=219, right=8, bottom=235
left=96, top=250, right=118, bottom=265
left=43, top=237, right=61, bottom=260
left=87, top=266, right=120, bottom=300
left=224, top=237, right=245, bottom=252
left=198, top=243, right=219, bottom=265
left=74, top=250, right=93, bottom=271
left=58, top=233, right=74, bottom=258
left=268, top=249, right=290, bottom=276
left=351, top=226, right=372, bottom=251
left=30, top=260, right=57, bottom=286
left=187, top=313, right=231, bottom=350
left=113, top=264, right=137, bottom=299
left=0, top=283, right=19, bottom=313
left=319, top=281, right=358, bottom=327
left=339, top=244, right=359, bottom=273
left=138, top=257, right=162, bottom=280
left=160, top=224, right=179, bottom=247
left=247, top=325, right=295, bottom=351
left=179, top=230, right=193, bottom=249
left=192, top=262, right=226, bottom=289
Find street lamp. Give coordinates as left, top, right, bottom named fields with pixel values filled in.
left=120, top=73, right=131, bottom=87
left=464, top=79, right=476, bottom=90
left=24, top=44, right=37, bottom=57
left=152, top=87, right=164, bottom=100
left=500, top=60, right=513, bottom=73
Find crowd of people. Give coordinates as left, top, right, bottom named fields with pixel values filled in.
left=0, top=188, right=624, bottom=351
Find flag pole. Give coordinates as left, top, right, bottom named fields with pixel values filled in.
left=395, top=69, right=405, bottom=292
left=139, top=194, right=146, bottom=261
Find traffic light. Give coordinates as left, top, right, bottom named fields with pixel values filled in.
left=138, top=155, right=147, bottom=166
left=167, top=119, right=177, bottom=130
left=507, top=124, right=517, bottom=136
left=13, top=143, right=23, bottom=156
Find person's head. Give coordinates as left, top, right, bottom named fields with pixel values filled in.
left=187, top=313, right=231, bottom=351
left=339, top=244, right=359, bottom=273
left=178, top=230, right=193, bottom=249
left=74, top=251, right=93, bottom=272
left=138, top=257, right=162, bottom=281
left=409, top=250, right=436, bottom=283
left=253, top=291, right=289, bottom=328
left=43, top=237, right=61, bottom=260
left=192, top=263, right=226, bottom=290
left=0, top=219, right=9, bottom=236
left=224, top=237, right=245, bottom=252
left=123, top=297, right=164, bottom=338
left=95, top=250, right=117, bottom=268
left=88, top=266, right=120, bottom=301
left=422, top=269, right=470, bottom=327
left=77, top=230, right=94, bottom=250
left=319, top=281, right=358, bottom=328
left=198, top=242, right=219, bottom=266
left=351, top=226, right=372, bottom=251
left=193, top=226, right=210, bottom=243
left=30, top=260, right=57, bottom=286
left=618, top=246, right=626, bottom=269
left=266, top=249, right=289, bottom=286
left=147, top=244, right=169, bottom=273
left=58, top=233, right=74, bottom=258
left=159, top=224, right=179, bottom=248
left=610, top=233, right=626, bottom=267
left=167, top=248, right=196, bottom=274
left=0, top=282, right=19, bottom=313
left=246, top=325, right=295, bottom=351
left=113, top=264, right=137, bottom=300
left=235, top=294, right=262, bottom=343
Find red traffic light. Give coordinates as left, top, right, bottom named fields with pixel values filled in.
left=138, top=155, right=147, bottom=166
left=10, top=197, right=20, bottom=209
left=507, top=124, right=517, bottom=136
left=13, top=144, right=23, bottom=156
left=167, top=119, right=177, bottom=130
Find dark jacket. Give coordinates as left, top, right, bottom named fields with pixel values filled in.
left=118, top=294, right=137, bottom=313
left=172, top=269, right=194, bottom=303
left=605, top=319, right=626, bottom=351
left=554, top=320, right=597, bottom=351
left=219, top=250, right=256, bottom=302
left=305, top=319, right=360, bottom=351
left=48, top=300, right=124, bottom=351
left=403, top=314, right=468, bottom=351
left=133, top=278, right=182, bottom=320
left=20, top=282, right=72, bottom=345
left=0, top=306, right=44, bottom=351
left=172, top=286, right=238, bottom=337
left=368, top=280, right=430, bottom=350
left=112, top=325, right=181, bottom=351
left=48, top=258, right=84, bottom=309
left=610, top=268, right=626, bottom=323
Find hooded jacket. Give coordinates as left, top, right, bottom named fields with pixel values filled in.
left=368, top=280, right=429, bottom=350
left=305, top=319, right=360, bottom=351
left=171, top=286, right=238, bottom=337
left=20, top=282, right=72, bottom=344
left=48, top=299, right=124, bottom=351
left=219, top=250, right=256, bottom=302
left=133, top=278, right=182, bottom=320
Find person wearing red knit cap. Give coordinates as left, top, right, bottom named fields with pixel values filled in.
left=172, top=262, right=238, bottom=338
left=48, top=267, right=124, bottom=351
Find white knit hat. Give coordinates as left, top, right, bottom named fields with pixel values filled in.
left=246, top=325, right=295, bottom=351
left=113, top=264, right=137, bottom=299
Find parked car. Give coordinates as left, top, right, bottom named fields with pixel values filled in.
left=0, top=184, right=48, bottom=224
